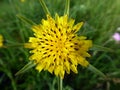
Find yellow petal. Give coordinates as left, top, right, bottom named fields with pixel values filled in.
left=72, top=22, right=83, bottom=33
left=64, top=61, right=70, bottom=74
left=36, top=63, right=45, bottom=72
left=54, top=66, right=60, bottom=76
left=48, top=64, right=55, bottom=73
left=71, top=64, right=78, bottom=73
left=0, top=35, right=3, bottom=47
left=77, top=56, right=89, bottom=67
left=59, top=66, right=65, bottom=79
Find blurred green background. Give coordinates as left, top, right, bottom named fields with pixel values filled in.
left=0, top=0, right=120, bottom=90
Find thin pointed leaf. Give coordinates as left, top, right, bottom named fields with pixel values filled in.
left=91, top=44, right=114, bottom=52
left=87, top=64, right=107, bottom=78
left=15, top=61, right=35, bottom=76
left=17, top=14, right=36, bottom=26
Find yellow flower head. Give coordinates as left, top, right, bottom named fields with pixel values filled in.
left=26, top=14, right=92, bottom=79
left=0, top=35, right=4, bottom=48
left=20, top=0, right=25, bottom=3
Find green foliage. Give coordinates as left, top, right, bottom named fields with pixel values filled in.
left=0, top=0, right=120, bottom=90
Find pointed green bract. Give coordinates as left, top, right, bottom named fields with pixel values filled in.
left=64, top=0, right=70, bottom=16
left=17, top=14, right=36, bottom=26
left=39, top=0, right=51, bottom=15
left=91, top=44, right=114, bottom=52
left=15, top=61, right=35, bottom=76
left=87, top=64, right=106, bottom=78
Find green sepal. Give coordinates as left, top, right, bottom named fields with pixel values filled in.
left=87, top=64, right=107, bottom=79
left=91, top=44, right=114, bottom=52
left=15, top=61, right=35, bottom=76
left=16, top=14, right=36, bottom=26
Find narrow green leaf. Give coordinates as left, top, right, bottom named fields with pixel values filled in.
left=87, top=64, right=107, bottom=78
left=91, top=44, right=114, bottom=52
left=17, top=14, right=36, bottom=26
left=15, top=61, right=35, bottom=76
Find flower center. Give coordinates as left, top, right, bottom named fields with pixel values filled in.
left=57, top=38, right=64, bottom=48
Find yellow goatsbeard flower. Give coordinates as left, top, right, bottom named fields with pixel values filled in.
left=20, top=0, right=25, bottom=3
left=0, top=35, right=4, bottom=48
left=26, top=14, right=92, bottom=79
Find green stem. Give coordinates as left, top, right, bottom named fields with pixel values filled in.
left=58, top=77, right=63, bottom=90
left=39, top=0, right=50, bottom=15
left=64, top=0, right=70, bottom=16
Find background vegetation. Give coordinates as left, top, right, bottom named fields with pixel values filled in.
left=0, top=0, right=120, bottom=90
